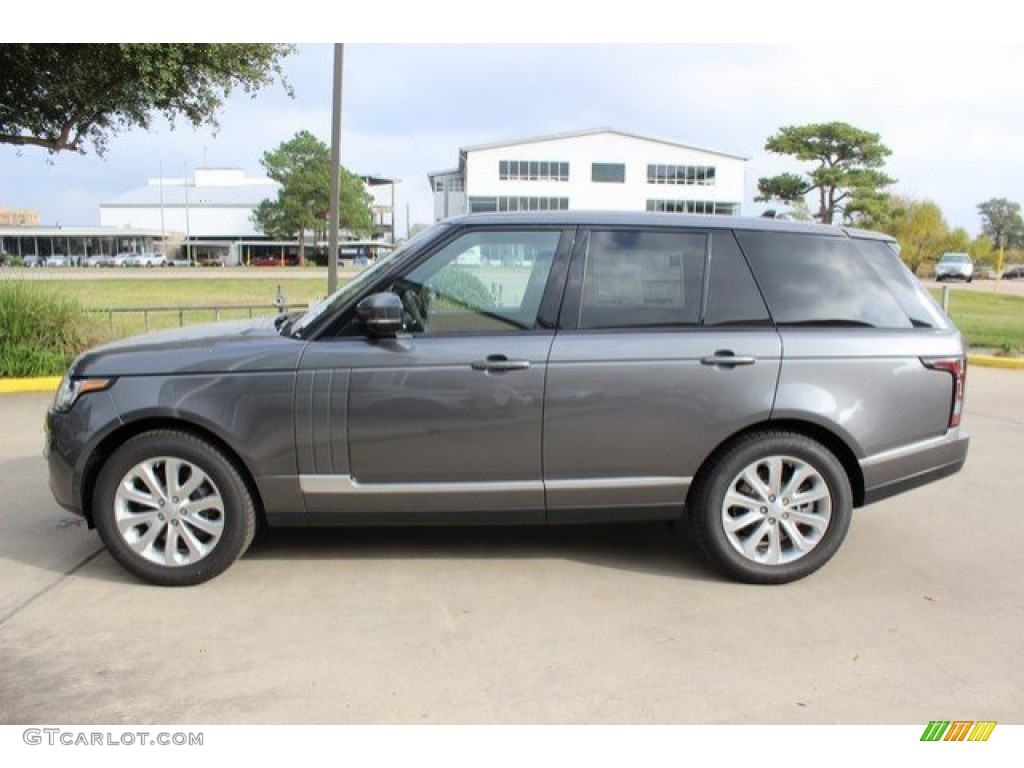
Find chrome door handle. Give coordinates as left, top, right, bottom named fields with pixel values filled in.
left=700, top=351, right=756, bottom=368
left=471, top=355, right=531, bottom=373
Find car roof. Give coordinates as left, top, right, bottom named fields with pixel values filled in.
left=442, top=211, right=895, bottom=242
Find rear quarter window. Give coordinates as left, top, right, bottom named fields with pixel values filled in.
left=735, top=232, right=917, bottom=329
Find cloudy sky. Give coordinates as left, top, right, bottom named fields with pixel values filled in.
left=3, top=39, right=1023, bottom=237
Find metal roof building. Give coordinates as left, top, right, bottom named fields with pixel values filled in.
left=100, top=167, right=279, bottom=241
left=429, top=127, right=748, bottom=222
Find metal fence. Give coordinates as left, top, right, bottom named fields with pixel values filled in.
left=87, top=303, right=311, bottom=334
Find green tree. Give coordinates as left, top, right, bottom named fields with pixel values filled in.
left=970, top=235, right=995, bottom=268
left=945, top=227, right=972, bottom=254
left=252, top=131, right=373, bottom=265
left=888, top=198, right=948, bottom=275
left=756, top=122, right=895, bottom=225
left=977, top=198, right=1024, bottom=250
left=0, top=44, right=293, bottom=155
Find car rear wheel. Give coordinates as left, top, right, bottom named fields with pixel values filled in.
left=688, top=431, right=852, bottom=584
left=93, top=430, right=255, bottom=586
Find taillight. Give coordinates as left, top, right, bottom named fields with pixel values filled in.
left=922, top=356, right=966, bottom=428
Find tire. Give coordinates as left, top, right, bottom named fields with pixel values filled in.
left=93, top=430, right=256, bottom=586
left=688, top=431, right=852, bottom=584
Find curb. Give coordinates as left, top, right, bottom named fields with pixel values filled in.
left=967, top=354, right=1024, bottom=370
left=1, top=354, right=1021, bottom=395
left=0, top=376, right=62, bottom=394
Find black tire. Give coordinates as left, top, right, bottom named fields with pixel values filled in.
left=93, top=430, right=256, bottom=586
left=688, top=431, right=852, bottom=584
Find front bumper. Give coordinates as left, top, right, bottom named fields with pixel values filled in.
left=44, top=391, right=123, bottom=521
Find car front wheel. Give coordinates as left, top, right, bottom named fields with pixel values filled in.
left=93, top=430, right=256, bottom=586
left=688, top=431, right=852, bottom=584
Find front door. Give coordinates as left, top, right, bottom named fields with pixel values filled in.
left=298, top=226, right=571, bottom=521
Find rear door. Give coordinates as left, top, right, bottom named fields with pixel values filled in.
left=543, top=227, right=783, bottom=519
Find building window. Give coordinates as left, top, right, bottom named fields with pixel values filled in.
left=469, top=197, right=498, bottom=213
left=447, top=177, right=464, bottom=192
left=646, top=200, right=739, bottom=216
left=591, top=163, right=626, bottom=183
left=497, top=197, right=569, bottom=212
left=647, top=164, right=716, bottom=186
left=499, top=160, right=569, bottom=182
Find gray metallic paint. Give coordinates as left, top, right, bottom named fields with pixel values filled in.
left=46, top=213, right=969, bottom=535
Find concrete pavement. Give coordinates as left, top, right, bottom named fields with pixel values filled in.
left=0, top=369, right=1022, bottom=724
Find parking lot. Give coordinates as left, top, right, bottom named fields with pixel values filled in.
left=1, top=367, right=1022, bottom=725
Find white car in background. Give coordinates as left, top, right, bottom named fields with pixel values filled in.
left=935, top=252, right=974, bottom=282
left=136, top=252, right=166, bottom=267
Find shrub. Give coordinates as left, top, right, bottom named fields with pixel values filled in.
left=0, top=282, right=106, bottom=377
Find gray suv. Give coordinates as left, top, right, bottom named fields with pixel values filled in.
left=45, top=213, right=969, bottom=586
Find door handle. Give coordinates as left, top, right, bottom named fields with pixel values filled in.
left=700, top=350, right=756, bottom=368
left=471, top=355, right=531, bottom=373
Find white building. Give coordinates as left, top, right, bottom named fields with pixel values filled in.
left=429, top=128, right=747, bottom=222
left=100, top=167, right=279, bottom=240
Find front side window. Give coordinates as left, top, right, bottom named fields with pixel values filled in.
left=579, top=230, right=706, bottom=330
left=393, top=230, right=562, bottom=335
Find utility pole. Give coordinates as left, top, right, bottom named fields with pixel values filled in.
left=159, top=162, right=166, bottom=256
left=183, top=162, right=192, bottom=264
left=328, top=43, right=344, bottom=294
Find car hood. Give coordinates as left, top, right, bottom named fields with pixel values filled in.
left=72, top=317, right=306, bottom=377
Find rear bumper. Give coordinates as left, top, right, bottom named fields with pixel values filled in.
left=860, top=429, right=969, bottom=506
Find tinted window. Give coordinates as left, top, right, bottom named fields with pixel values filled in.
left=705, top=232, right=771, bottom=326
left=580, top=230, right=706, bottom=329
left=855, top=239, right=949, bottom=329
left=736, top=232, right=914, bottom=329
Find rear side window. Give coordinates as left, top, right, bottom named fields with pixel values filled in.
left=580, top=230, right=706, bottom=329
left=855, top=239, right=949, bottom=329
left=735, top=232, right=915, bottom=329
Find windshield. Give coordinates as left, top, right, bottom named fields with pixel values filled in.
left=940, top=253, right=970, bottom=263
left=288, top=224, right=449, bottom=337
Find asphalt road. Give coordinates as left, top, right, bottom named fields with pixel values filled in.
left=0, top=369, right=1021, bottom=725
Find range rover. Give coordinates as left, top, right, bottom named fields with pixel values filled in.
left=45, top=213, right=969, bottom=586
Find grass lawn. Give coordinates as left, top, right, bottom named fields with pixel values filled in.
left=6, top=275, right=1022, bottom=355
left=33, top=278, right=333, bottom=338
left=930, top=287, right=1024, bottom=354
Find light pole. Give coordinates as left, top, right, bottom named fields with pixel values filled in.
left=328, top=43, right=344, bottom=295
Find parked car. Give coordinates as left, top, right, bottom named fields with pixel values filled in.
left=935, top=252, right=974, bottom=282
left=22, top=255, right=43, bottom=268
left=44, top=255, right=71, bottom=267
left=46, top=212, right=969, bottom=587
left=110, top=253, right=137, bottom=268
left=166, top=257, right=194, bottom=267
left=84, top=254, right=112, bottom=268
left=136, top=252, right=166, bottom=267
left=1001, top=264, right=1024, bottom=280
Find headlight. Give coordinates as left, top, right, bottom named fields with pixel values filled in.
left=53, top=376, right=114, bottom=413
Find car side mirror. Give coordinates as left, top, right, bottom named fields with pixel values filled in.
left=356, top=292, right=404, bottom=337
